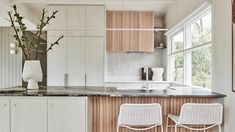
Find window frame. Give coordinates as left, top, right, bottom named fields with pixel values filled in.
left=166, top=3, right=212, bottom=88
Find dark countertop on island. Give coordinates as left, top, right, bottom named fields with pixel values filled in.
left=0, top=86, right=226, bottom=98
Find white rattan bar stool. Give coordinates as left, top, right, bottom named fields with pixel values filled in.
left=117, top=103, right=163, bottom=132
left=166, top=103, right=223, bottom=132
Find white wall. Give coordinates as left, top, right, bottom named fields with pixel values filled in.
left=0, top=28, right=22, bottom=88
left=106, top=50, right=164, bottom=81
left=165, top=0, right=235, bottom=131
left=212, top=0, right=235, bottom=131
left=0, top=1, right=39, bottom=29
left=165, top=0, right=207, bottom=29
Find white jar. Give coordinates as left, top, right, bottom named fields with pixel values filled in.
left=151, top=68, right=164, bottom=81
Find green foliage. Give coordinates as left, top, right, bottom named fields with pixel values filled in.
left=173, top=13, right=212, bottom=88
left=8, top=5, right=63, bottom=60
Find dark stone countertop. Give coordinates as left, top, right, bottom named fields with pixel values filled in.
left=0, top=86, right=226, bottom=98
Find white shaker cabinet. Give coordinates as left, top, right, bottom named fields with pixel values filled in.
left=0, top=99, right=10, bottom=132
left=86, top=37, right=104, bottom=86
left=47, top=36, right=67, bottom=86
left=48, top=6, right=67, bottom=31
left=48, top=98, right=87, bottom=132
left=11, top=99, right=47, bottom=132
left=67, top=37, right=86, bottom=86
left=85, top=6, right=105, bottom=36
left=47, top=5, right=105, bottom=86
left=67, top=6, right=86, bottom=36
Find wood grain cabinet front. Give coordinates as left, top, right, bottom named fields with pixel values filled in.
left=106, top=11, right=154, bottom=53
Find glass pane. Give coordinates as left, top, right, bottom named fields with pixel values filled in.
left=191, top=46, right=212, bottom=88
left=187, top=12, right=212, bottom=48
left=171, top=53, right=184, bottom=83
left=172, top=31, right=184, bottom=52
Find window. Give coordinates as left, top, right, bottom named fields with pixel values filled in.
left=167, top=4, right=212, bottom=89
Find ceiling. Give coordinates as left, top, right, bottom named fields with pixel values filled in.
left=8, top=0, right=178, bottom=18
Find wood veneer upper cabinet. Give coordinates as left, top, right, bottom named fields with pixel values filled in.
left=139, top=11, right=154, bottom=28
left=129, top=12, right=139, bottom=51
left=106, top=11, right=122, bottom=52
left=121, top=12, right=130, bottom=51
left=138, top=12, right=154, bottom=52
left=106, top=11, right=154, bottom=52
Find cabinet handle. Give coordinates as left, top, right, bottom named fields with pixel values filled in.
left=85, top=74, right=87, bottom=87
left=51, top=104, right=54, bottom=107
left=64, top=74, right=68, bottom=86
left=14, top=104, right=16, bottom=107
left=4, top=104, right=7, bottom=107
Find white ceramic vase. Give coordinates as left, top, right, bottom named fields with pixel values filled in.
left=151, top=68, right=164, bottom=81
left=22, top=60, right=43, bottom=89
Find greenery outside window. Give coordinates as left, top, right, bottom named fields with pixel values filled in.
left=167, top=4, right=212, bottom=89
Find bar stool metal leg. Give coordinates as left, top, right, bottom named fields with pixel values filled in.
left=166, top=116, right=169, bottom=132
left=218, top=125, right=222, bottom=132
left=175, top=125, right=177, bottom=132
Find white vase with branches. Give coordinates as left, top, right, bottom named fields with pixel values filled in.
left=8, top=5, right=63, bottom=89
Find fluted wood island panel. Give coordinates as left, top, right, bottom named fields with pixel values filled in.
left=91, top=97, right=213, bottom=132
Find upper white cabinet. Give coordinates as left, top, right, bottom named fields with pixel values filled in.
left=67, top=37, right=86, bottom=86
left=47, top=36, right=67, bottom=86
left=48, top=5, right=105, bottom=37
left=0, top=99, right=10, bottom=132
left=11, top=99, right=47, bottom=132
left=48, top=6, right=67, bottom=31
left=48, top=98, right=87, bottom=132
left=85, top=37, right=104, bottom=86
left=47, top=5, right=105, bottom=86
left=67, top=6, right=86, bottom=36
left=85, top=6, right=105, bottom=36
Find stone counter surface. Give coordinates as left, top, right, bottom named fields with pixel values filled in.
left=0, top=86, right=226, bottom=98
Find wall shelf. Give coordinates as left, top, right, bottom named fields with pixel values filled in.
left=105, top=28, right=168, bottom=32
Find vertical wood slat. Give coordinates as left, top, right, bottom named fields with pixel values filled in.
left=0, top=27, right=22, bottom=89
left=92, top=97, right=213, bottom=132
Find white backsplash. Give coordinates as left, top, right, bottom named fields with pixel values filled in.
left=106, top=49, right=165, bottom=81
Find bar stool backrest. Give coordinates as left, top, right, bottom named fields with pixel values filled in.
left=178, top=103, right=223, bottom=125
left=118, top=103, right=162, bottom=126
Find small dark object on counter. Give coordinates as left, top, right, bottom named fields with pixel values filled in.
left=141, top=67, right=153, bottom=80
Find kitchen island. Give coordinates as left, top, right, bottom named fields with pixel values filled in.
left=0, top=86, right=225, bottom=132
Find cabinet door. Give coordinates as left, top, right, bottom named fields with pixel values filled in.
left=48, top=6, right=67, bottom=30
left=121, top=12, right=130, bottom=51
left=47, top=36, right=67, bottom=86
left=67, top=37, right=85, bottom=86
left=86, top=37, right=104, bottom=86
left=67, top=6, right=85, bottom=36
left=129, top=12, right=139, bottom=51
left=85, top=6, right=105, bottom=36
left=138, top=12, right=154, bottom=52
left=138, top=31, right=154, bottom=52
left=0, top=99, right=10, bottom=132
left=48, top=98, right=87, bottom=132
left=106, top=11, right=122, bottom=52
left=11, top=99, right=47, bottom=132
